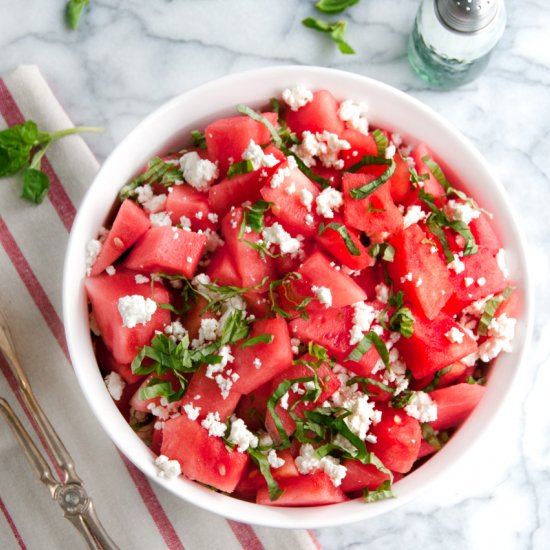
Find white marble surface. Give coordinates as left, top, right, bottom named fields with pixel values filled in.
left=1, top=0, right=549, bottom=548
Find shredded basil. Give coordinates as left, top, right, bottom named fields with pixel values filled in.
left=315, top=0, right=359, bottom=14
left=369, top=242, right=395, bottom=262
left=372, top=129, right=388, bottom=157
left=240, top=333, right=274, bottom=348
left=120, top=156, right=181, bottom=200
left=477, top=287, right=515, bottom=336
left=349, top=159, right=396, bottom=199
left=227, top=159, right=255, bottom=179
left=247, top=448, right=284, bottom=501
left=318, top=222, right=361, bottom=256
left=346, top=331, right=390, bottom=367
left=363, top=480, right=395, bottom=503
left=190, top=130, right=206, bottom=149
left=422, top=366, right=452, bottom=393
left=347, top=376, right=394, bottom=395
left=346, top=155, right=392, bottom=174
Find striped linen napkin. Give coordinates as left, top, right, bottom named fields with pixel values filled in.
left=0, top=65, right=321, bottom=550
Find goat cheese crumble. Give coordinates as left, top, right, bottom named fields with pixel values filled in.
left=117, top=295, right=157, bottom=328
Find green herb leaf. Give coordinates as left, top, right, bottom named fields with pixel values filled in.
left=119, top=156, right=181, bottom=200
left=388, top=293, right=415, bottom=339
left=219, top=309, right=251, bottom=346
left=390, top=389, right=414, bottom=409
left=21, top=168, right=50, bottom=204
left=247, top=448, right=284, bottom=501
left=302, top=18, right=355, bottom=55
left=420, top=422, right=448, bottom=451
left=349, top=160, right=396, bottom=199
left=372, top=129, right=388, bottom=157
left=363, top=479, right=395, bottom=503
left=269, top=272, right=313, bottom=321
left=66, top=0, right=90, bottom=30
left=346, top=155, right=392, bottom=174
left=240, top=333, right=274, bottom=348
left=422, top=366, right=452, bottom=393
left=409, top=166, right=430, bottom=187
left=347, top=376, right=395, bottom=395
left=239, top=200, right=272, bottom=238
left=139, top=380, right=176, bottom=401
left=425, top=213, right=454, bottom=263
left=191, top=130, right=206, bottom=149
left=315, top=0, right=359, bottom=14
left=318, top=222, right=360, bottom=256
left=346, top=331, right=389, bottom=367
left=0, top=121, right=39, bottom=177
left=227, top=159, right=255, bottom=180
left=369, top=243, right=395, bottom=262
left=477, top=287, right=515, bottom=336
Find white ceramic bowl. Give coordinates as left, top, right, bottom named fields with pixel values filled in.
left=63, top=66, right=533, bottom=529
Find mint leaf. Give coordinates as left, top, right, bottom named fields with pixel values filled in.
left=315, top=0, right=360, bottom=14
left=21, top=169, right=50, bottom=204
left=66, top=0, right=90, bottom=30
left=302, top=18, right=355, bottom=55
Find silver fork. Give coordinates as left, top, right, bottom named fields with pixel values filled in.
left=0, top=309, right=119, bottom=550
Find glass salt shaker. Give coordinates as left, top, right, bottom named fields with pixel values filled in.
left=407, top=0, right=507, bottom=88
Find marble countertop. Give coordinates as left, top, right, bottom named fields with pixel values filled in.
left=1, top=0, right=548, bottom=548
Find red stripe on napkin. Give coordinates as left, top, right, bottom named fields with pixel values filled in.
left=0, top=497, right=27, bottom=550
left=0, top=217, right=69, bottom=360
left=0, top=78, right=76, bottom=231
left=118, top=452, right=186, bottom=550
left=0, top=353, right=66, bottom=482
left=227, top=520, right=266, bottom=550
left=308, top=530, right=322, bottom=550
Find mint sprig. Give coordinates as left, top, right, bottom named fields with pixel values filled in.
left=302, top=18, right=355, bottom=54
left=66, top=0, right=90, bottom=30
left=0, top=120, right=102, bottom=204
left=315, top=0, right=360, bottom=14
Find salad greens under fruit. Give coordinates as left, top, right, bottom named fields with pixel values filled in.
left=86, top=85, right=518, bottom=506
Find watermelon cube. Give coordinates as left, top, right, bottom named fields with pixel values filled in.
left=166, top=184, right=218, bottom=231
left=429, top=383, right=486, bottom=431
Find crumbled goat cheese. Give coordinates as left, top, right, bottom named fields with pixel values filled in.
left=117, top=295, right=157, bottom=328
left=337, top=100, right=369, bottom=135
left=496, top=248, right=510, bottom=278
left=192, top=318, right=220, bottom=348
left=464, top=294, right=493, bottom=317
left=105, top=265, right=116, bottom=276
left=464, top=277, right=474, bottom=287
left=164, top=320, right=188, bottom=342
left=179, top=215, right=192, bottom=230
left=375, top=283, right=390, bottom=304
left=305, top=213, right=314, bottom=226
left=405, top=391, right=438, bottom=422
left=207, top=212, right=219, bottom=224
left=292, top=130, right=351, bottom=170
left=134, top=274, right=149, bottom=285
left=447, top=254, right=465, bottom=274
left=201, top=412, right=227, bottom=438
left=282, top=86, right=314, bottom=111
left=150, top=211, right=172, bottom=227
left=349, top=301, right=377, bottom=345
left=400, top=272, right=414, bottom=284
left=444, top=199, right=480, bottom=225
left=143, top=193, right=167, bottom=214
left=183, top=403, right=201, bottom=421
left=262, top=223, right=301, bottom=255
left=477, top=313, right=516, bottom=362
left=154, top=455, right=181, bottom=479
left=104, top=372, right=125, bottom=401
left=253, top=357, right=262, bottom=369
left=85, top=239, right=102, bottom=275
left=299, top=188, right=314, bottom=212
left=134, top=184, right=154, bottom=205
left=290, top=337, right=301, bottom=354
left=445, top=326, right=465, bottom=344
left=228, top=417, right=259, bottom=452
left=295, top=444, right=347, bottom=487
left=315, top=187, right=343, bottom=218
left=242, top=139, right=279, bottom=170
left=477, top=277, right=487, bottom=287
left=280, top=392, right=290, bottom=410
left=403, top=205, right=426, bottom=229
left=179, top=151, right=218, bottom=191
left=312, top=285, right=332, bottom=308
left=195, top=211, right=204, bottom=220
left=385, top=144, right=396, bottom=159
left=267, top=449, right=285, bottom=469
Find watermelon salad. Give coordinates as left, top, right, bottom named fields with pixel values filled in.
left=85, top=86, right=519, bottom=506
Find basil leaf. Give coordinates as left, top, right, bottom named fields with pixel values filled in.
left=372, top=129, right=388, bottom=157
left=477, top=287, right=515, bottom=336
left=390, top=389, right=414, bottom=409
left=138, top=380, right=174, bottom=401
left=422, top=365, right=452, bottom=393
left=347, top=376, right=395, bottom=395
left=349, top=160, right=396, bottom=199
left=420, top=422, right=448, bottom=451
left=227, top=159, right=255, bottom=180
left=318, top=222, right=361, bottom=256
left=191, top=130, right=206, bottom=149
left=346, top=155, right=392, bottom=174
left=446, top=219, right=478, bottom=257
left=247, top=448, right=284, bottom=501
left=120, top=156, right=181, bottom=199
left=346, top=331, right=389, bottom=367
left=425, top=213, right=454, bottom=263
left=409, top=166, right=430, bottom=187
left=219, top=309, right=250, bottom=346
left=21, top=168, right=50, bottom=204
left=369, top=243, right=395, bottom=262
left=363, top=480, right=395, bottom=503
left=302, top=18, right=355, bottom=55
left=66, top=0, right=90, bottom=30
left=235, top=104, right=282, bottom=148
left=240, top=333, right=274, bottom=348
left=388, top=304, right=415, bottom=339
left=239, top=200, right=272, bottom=238
left=315, top=0, right=359, bottom=14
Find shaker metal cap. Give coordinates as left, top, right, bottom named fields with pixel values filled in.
left=436, top=0, right=500, bottom=33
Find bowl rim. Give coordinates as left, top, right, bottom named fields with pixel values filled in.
left=63, top=65, right=534, bottom=529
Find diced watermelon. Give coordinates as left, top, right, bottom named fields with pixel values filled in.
left=231, top=317, right=293, bottom=395
left=367, top=408, right=421, bottom=474
left=179, top=365, right=241, bottom=422
left=165, top=184, right=218, bottom=231
left=389, top=153, right=414, bottom=204
left=340, top=129, right=378, bottom=170
left=412, top=361, right=468, bottom=391
left=443, top=247, right=507, bottom=315
left=221, top=207, right=275, bottom=289
left=340, top=459, right=391, bottom=493
left=256, top=471, right=347, bottom=507
left=208, top=171, right=266, bottom=219
left=84, top=273, right=171, bottom=364
left=206, top=245, right=243, bottom=287
left=284, top=90, right=345, bottom=136
left=469, top=213, right=501, bottom=254
left=161, top=414, right=249, bottom=493
left=181, top=296, right=216, bottom=341
left=90, top=199, right=151, bottom=276
left=417, top=439, right=438, bottom=459
left=396, top=308, right=477, bottom=380
left=124, top=226, right=207, bottom=277
left=387, top=224, right=454, bottom=320
left=342, top=173, right=404, bottom=242
left=93, top=337, right=144, bottom=384
left=410, top=143, right=446, bottom=198
left=429, top=383, right=486, bottom=431
left=236, top=381, right=273, bottom=432
left=260, top=162, right=322, bottom=237
left=205, top=112, right=278, bottom=175
left=130, top=371, right=185, bottom=413
left=316, top=215, right=372, bottom=271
